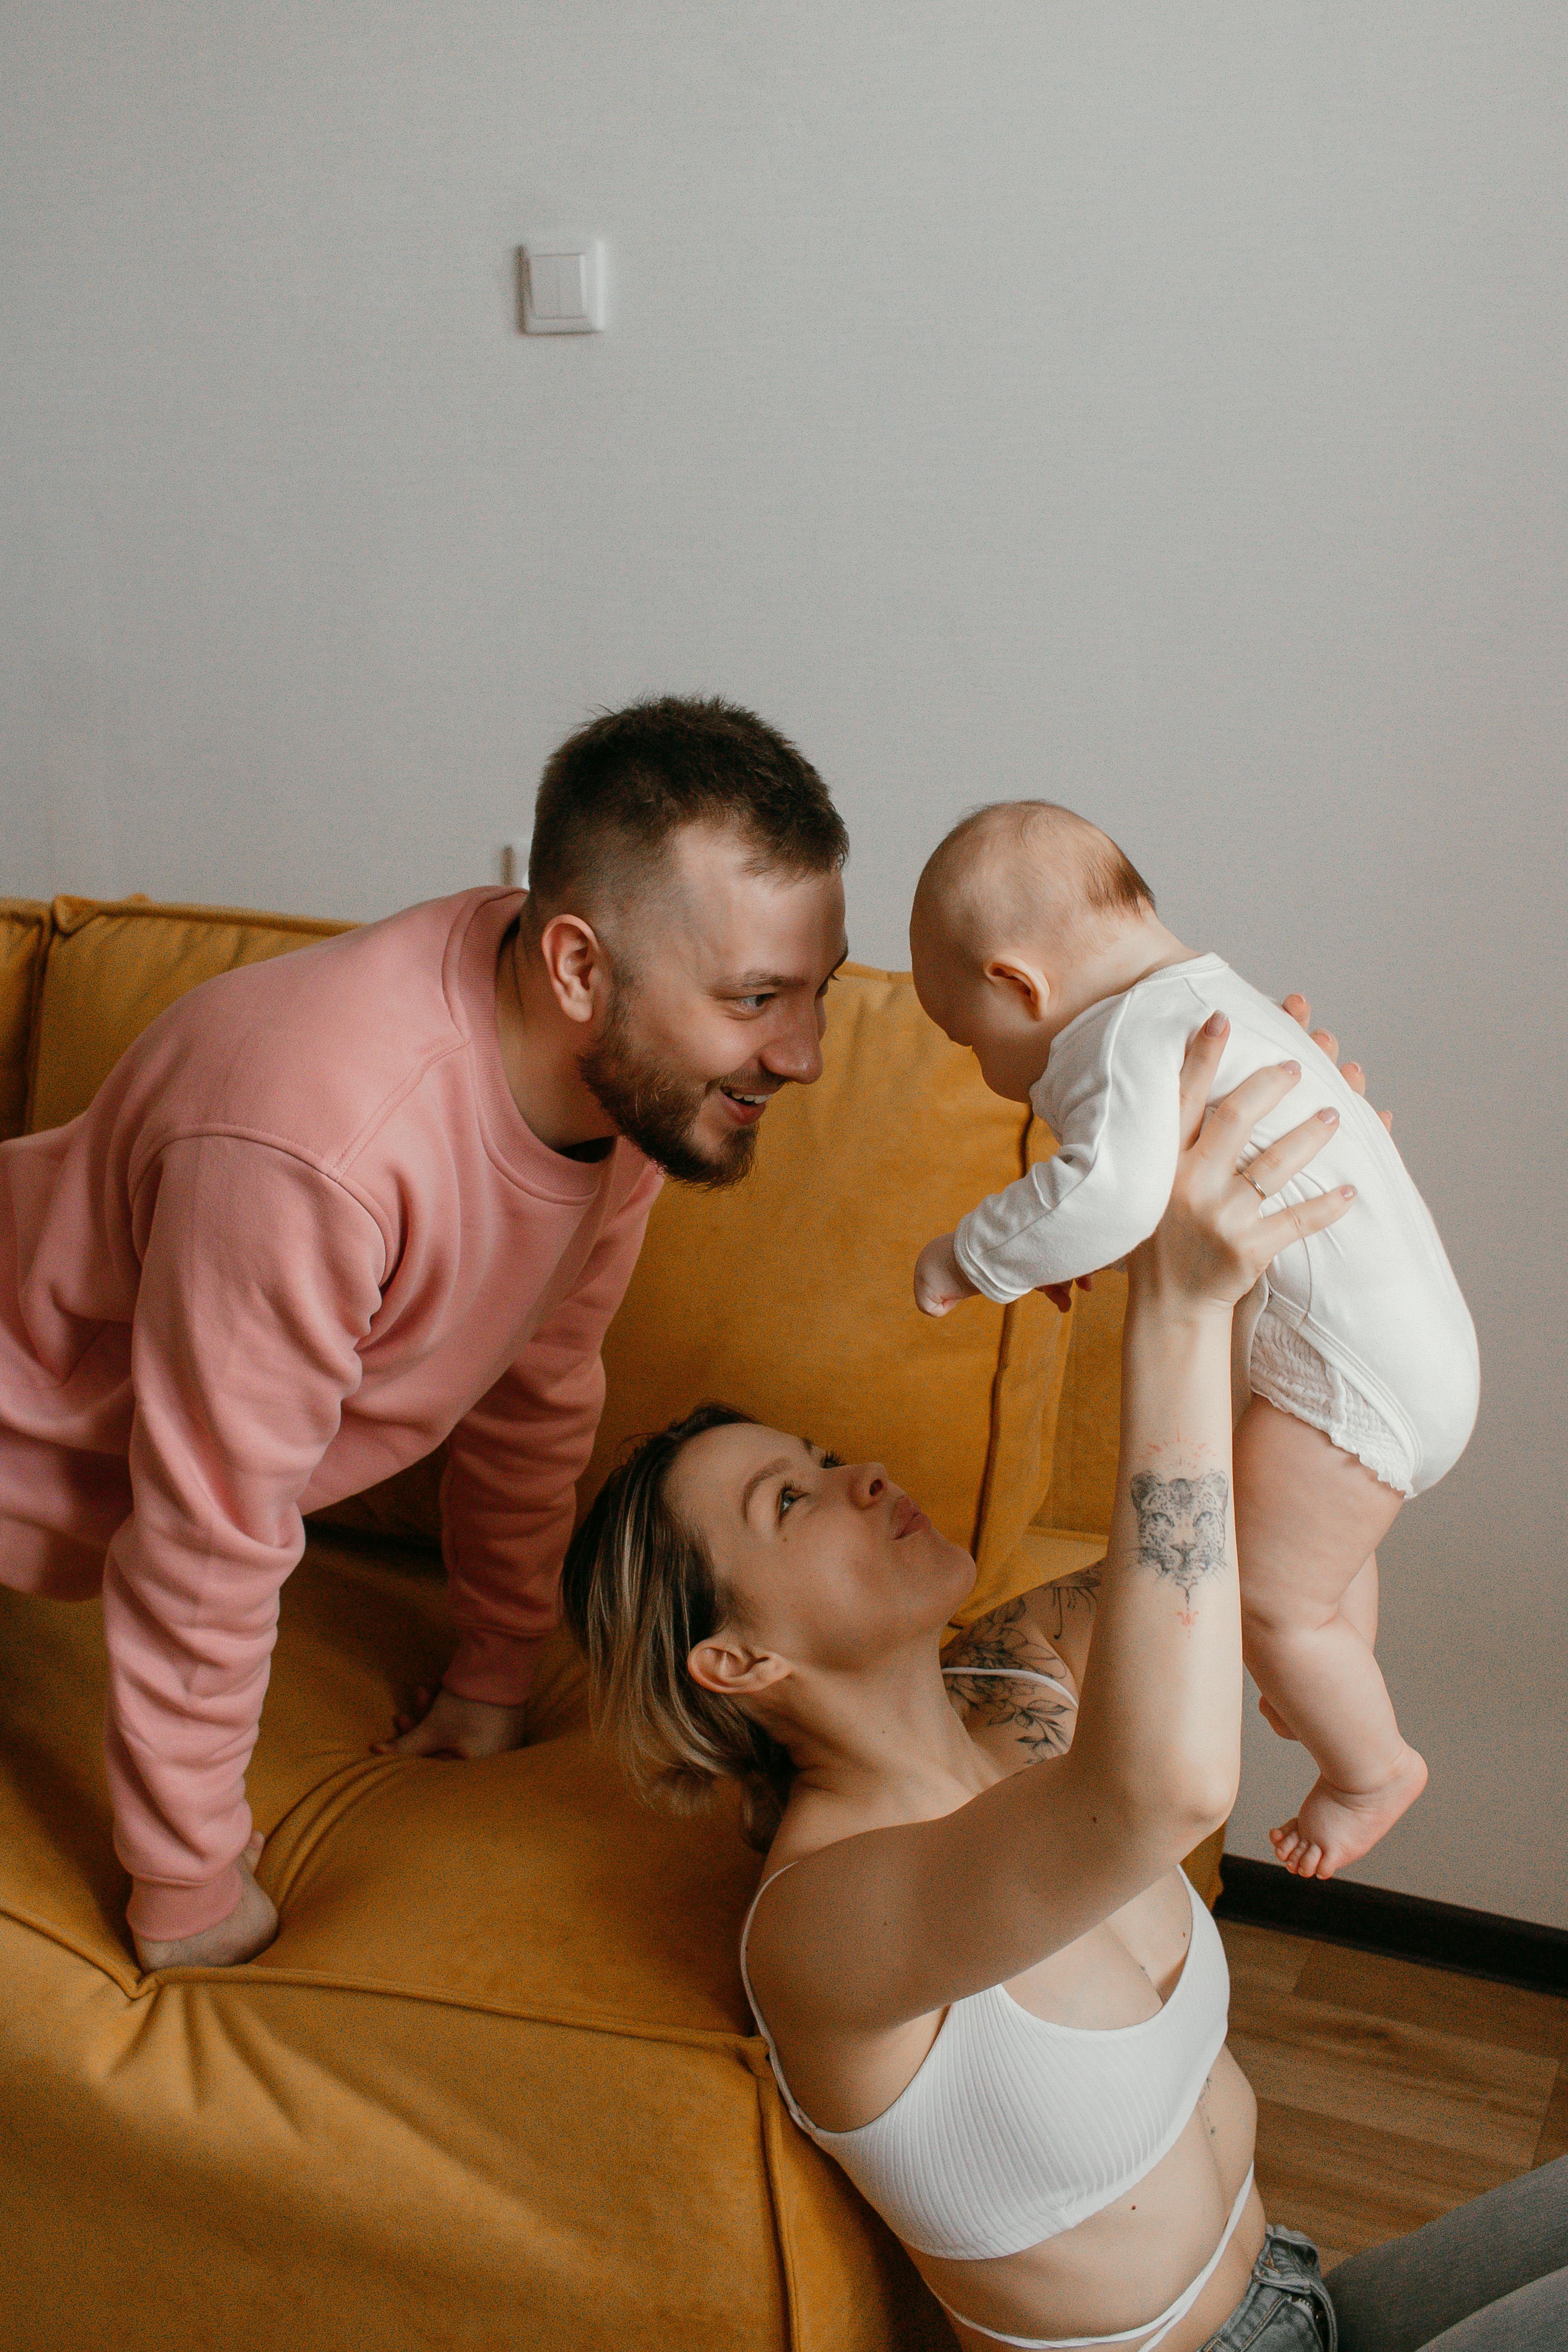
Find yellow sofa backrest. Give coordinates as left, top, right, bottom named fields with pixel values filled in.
left=0, top=900, right=51, bottom=1141
left=24, top=895, right=352, bottom=1135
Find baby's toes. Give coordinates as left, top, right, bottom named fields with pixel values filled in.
left=1274, top=1822, right=1322, bottom=1877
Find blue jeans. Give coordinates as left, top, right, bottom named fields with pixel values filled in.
left=1201, top=2227, right=1336, bottom=2350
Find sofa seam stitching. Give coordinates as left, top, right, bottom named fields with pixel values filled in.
left=49, top=895, right=352, bottom=939
left=0, top=1899, right=142, bottom=1996
left=0, top=1906, right=768, bottom=2044
left=754, top=2063, right=806, bottom=2352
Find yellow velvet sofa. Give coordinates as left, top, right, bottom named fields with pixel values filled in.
left=0, top=894, right=1221, bottom=2352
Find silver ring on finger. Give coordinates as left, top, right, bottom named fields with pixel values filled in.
left=1238, top=1163, right=1271, bottom=1205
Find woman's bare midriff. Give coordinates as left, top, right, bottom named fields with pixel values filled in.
left=920, top=2049, right=1265, bottom=2352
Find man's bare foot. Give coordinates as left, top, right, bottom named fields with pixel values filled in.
left=1257, top=1692, right=1298, bottom=1740
left=1270, top=1745, right=1428, bottom=1879
left=133, top=1835, right=279, bottom=1973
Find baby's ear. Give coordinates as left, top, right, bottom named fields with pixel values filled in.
left=982, top=956, right=1050, bottom=1020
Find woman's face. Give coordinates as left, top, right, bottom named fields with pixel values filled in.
left=666, top=1421, right=975, bottom=1673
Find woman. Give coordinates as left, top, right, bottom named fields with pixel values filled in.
left=563, top=1016, right=1565, bottom=2352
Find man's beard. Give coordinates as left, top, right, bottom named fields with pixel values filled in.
left=577, top=989, right=759, bottom=1191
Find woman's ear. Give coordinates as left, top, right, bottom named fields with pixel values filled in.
left=688, top=1634, right=792, bottom=1701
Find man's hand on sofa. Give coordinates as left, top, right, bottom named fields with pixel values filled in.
left=1281, top=992, right=1393, bottom=1134
left=133, top=1833, right=279, bottom=1975
left=372, top=1685, right=531, bottom=1759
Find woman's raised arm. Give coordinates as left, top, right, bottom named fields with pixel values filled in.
left=768, top=1017, right=1357, bottom=2031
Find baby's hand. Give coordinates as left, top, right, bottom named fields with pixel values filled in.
left=1038, top=1273, right=1095, bottom=1316
left=372, top=1686, right=530, bottom=1760
left=915, top=1234, right=982, bottom=1318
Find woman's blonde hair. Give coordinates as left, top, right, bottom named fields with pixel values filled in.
left=560, top=1404, right=796, bottom=1849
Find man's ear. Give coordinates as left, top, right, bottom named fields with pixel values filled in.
left=982, top=955, right=1051, bottom=1022
left=535, top=911, right=613, bottom=1027
left=687, top=1635, right=792, bottom=1702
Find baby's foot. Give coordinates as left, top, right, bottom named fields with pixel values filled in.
left=1270, top=1745, right=1428, bottom=1879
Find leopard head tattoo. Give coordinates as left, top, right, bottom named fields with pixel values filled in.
left=1129, top=1469, right=1229, bottom=1595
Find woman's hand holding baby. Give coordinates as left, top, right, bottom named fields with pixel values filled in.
left=1133, top=1013, right=1357, bottom=1320
left=1035, top=995, right=1377, bottom=1315
left=1282, top=992, right=1392, bottom=1134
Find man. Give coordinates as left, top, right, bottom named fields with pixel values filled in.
left=0, top=697, right=850, bottom=1970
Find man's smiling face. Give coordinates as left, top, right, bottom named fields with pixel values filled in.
left=578, top=822, right=849, bottom=1187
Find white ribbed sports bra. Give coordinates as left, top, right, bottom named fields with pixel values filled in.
left=739, top=1665, right=1237, bottom=2329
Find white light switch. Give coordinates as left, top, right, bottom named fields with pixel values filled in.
left=522, top=239, right=606, bottom=334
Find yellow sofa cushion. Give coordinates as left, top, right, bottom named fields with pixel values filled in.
left=0, top=899, right=50, bottom=1142
left=0, top=1543, right=951, bottom=2351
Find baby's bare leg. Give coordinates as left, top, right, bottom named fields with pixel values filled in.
left=1256, top=1551, right=1378, bottom=1738
left=1341, top=1551, right=1379, bottom=1646
left=1236, top=1402, right=1425, bottom=1878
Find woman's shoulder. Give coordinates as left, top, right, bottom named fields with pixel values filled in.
left=751, top=1793, right=873, bottom=1917
left=740, top=1811, right=875, bottom=2007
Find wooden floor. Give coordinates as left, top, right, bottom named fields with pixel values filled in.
left=1221, top=1918, right=1568, bottom=2272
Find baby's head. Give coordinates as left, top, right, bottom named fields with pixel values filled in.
left=910, top=802, right=1155, bottom=1100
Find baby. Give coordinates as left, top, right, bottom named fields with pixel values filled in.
left=911, top=802, right=1479, bottom=1880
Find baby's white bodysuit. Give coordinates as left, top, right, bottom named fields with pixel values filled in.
left=952, top=955, right=1478, bottom=1497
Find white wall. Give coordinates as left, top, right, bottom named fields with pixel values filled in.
left=3, top=4, right=1564, bottom=1922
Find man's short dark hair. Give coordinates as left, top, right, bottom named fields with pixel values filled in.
left=527, top=695, right=849, bottom=921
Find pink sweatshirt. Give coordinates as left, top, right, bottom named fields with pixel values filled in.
left=0, top=889, right=661, bottom=1940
